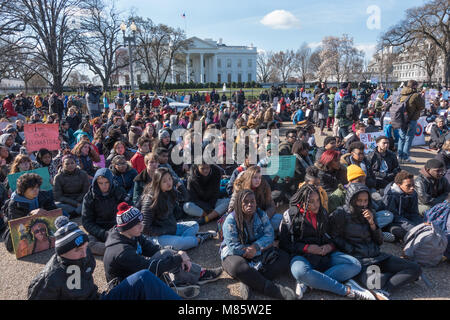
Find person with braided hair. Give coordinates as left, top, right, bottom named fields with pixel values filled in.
left=220, top=189, right=295, bottom=300
left=280, top=184, right=374, bottom=300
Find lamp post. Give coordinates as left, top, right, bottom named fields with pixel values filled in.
left=120, top=22, right=137, bottom=94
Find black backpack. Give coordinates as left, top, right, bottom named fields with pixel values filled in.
left=312, top=93, right=325, bottom=111
left=390, top=94, right=412, bottom=130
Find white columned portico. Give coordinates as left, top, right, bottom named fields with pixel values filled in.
left=186, top=53, right=190, bottom=82
left=212, top=54, right=217, bottom=83
left=200, top=53, right=204, bottom=83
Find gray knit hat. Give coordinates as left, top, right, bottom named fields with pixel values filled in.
left=54, top=216, right=88, bottom=255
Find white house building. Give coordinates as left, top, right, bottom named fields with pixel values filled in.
left=115, top=37, right=258, bottom=87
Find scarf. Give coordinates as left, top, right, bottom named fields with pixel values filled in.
left=11, top=191, right=39, bottom=211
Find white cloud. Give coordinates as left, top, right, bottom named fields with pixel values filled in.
left=260, top=10, right=301, bottom=30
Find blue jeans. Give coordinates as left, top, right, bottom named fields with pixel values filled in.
left=338, top=126, right=350, bottom=140
left=148, top=221, right=199, bottom=251
left=56, top=202, right=82, bottom=217
left=398, top=120, right=417, bottom=159
left=290, top=251, right=361, bottom=296
left=101, top=270, right=181, bottom=300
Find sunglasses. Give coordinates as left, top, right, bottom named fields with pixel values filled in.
left=33, top=227, right=47, bottom=235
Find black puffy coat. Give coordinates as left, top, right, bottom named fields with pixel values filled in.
left=315, top=162, right=348, bottom=194
left=103, top=228, right=183, bottom=283
left=187, top=164, right=221, bottom=212
left=81, top=168, right=127, bottom=242
left=28, top=250, right=99, bottom=300
left=329, top=183, right=388, bottom=266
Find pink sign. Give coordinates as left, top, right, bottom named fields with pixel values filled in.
left=24, top=124, right=61, bottom=152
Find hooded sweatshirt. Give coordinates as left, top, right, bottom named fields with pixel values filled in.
left=329, top=183, right=387, bottom=266
left=81, top=168, right=127, bottom=242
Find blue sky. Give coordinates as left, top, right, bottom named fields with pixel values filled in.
left=116, top=0, right=427, bottom=61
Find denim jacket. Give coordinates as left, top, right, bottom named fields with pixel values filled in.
left=220, top=208, right=274, bottom=260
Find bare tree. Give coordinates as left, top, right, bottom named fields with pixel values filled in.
left=133, top=16, right=189, bottom=91
left=309, top=47, right=323, bottom=81
left=2, top=0, right=82, bottom=94
left=320, top=34, right=364, bottom=84
left=269, top=50, right=296, bottom=84
left=256, top=51, right=274, bottom=83
left=381, top=0, right=449, bottom=86
left=294, top=43, right=312, bottom=86
left=76, top=0, right=129, bottom=92
left=411, top=41, right=440, bottom=86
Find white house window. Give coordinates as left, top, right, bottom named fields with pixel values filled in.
left=248, top=73, right=252, bottom=82
left=227, top=73, right=232, bottom=83
left=248, top=59, right=252, bottom=68
left=218, top=73, right=221, bottom=83
left=217, top=59, right=221, bottom=68
left=227, top=59, right=232, bottom=68
left=238, top=73, right=242, bottom=82
left=237, top=59, right=242, bottom=68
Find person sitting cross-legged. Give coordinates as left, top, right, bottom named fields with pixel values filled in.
left=103, top=203, right=223, bottom=299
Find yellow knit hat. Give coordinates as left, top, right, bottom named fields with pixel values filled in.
left=347, top=164, right=366, bottom=182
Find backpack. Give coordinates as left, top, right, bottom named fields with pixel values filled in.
left=390, top=94, right=412, bottom=130
left=336, top=96, right=354, bottom=121
left=312, top=94, right=325, bottom=111
left=403, top=222, right=448, bottom=267
left=424, top=201, right=450, bottom=233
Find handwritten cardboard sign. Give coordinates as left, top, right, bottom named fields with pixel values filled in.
left=359, top=131, right=385, bottom=154
left=24, top=123, right=60, bottom=152
left=8, top=167, right=52, bottom=192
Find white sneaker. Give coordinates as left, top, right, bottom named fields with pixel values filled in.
left=370, top=289, right=390, bottom=300
left=295, top=282, right=307, bottom=299
left=345, top=279, right=376, bottom=300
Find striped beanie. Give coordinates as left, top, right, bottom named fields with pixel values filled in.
left=54, top=216, right=88, bottom=255
left=116, top=202, right=143, bottom=232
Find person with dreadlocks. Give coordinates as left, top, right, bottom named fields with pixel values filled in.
left=279, top=184, right=374, bottom=300
left=27, top=218, right=55, bottom=254
left=220, top=189, right=296, bottom=300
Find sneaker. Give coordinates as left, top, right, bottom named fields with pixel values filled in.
left=172, top=284, right=200, bottom=299
left=345, top=279, right=376, bottom=300
left=196, top=231, right=217, bottom=244
left=403, top=157, right=417, bottom=164
left=382, top=232, right=396, bottom=243
left=274, top=283, right=297, bottom=300
left=370, top=289, right=390, bottom=300
left=295, top=282, right=307, bottom=300
left=197, top=267, right=223, bottom=285
left=240, top=282, right=251, bottom=300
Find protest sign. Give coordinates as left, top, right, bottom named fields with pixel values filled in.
left=359, top=131, right=385, bottom=153
left=268, top=155, right=296, bottom=180
left=24, top=123, right=60, bottom=152
left=443, top=90, right=449, bottom=101
left=8, top=167, right=52, bottom=192
left=8, top=208, right=62, bottom=259
left=412, top=116, right=427, bottom=146
left=183, top=95, right=191, bottom=104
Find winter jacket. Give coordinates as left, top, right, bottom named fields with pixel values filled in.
left=130, top=151, right=146, bottom=174
left=344, top=134, right=360, bottom=151
left=111, top=165, right=138, bottom=203
left=315, top=162, right=348, bottom=195
left=3, top=99, right=18, bottom=117
left=2, top=191, right=57, bottom=252
left=366, top=148, right=401, bottom=190
left=293, top=154, right=314, bottom=186
left=187, top=165, right=222, bottom=213
left=28, top=250, right=99, bottom=300
left=279, top=205, right=336, bottom=271
left=220, top=209, right=274, bottom=260
left=328, top=93, right=336, bottom=117
left=336, top=94, right=355, bottom=128
left=132, top=169, right=152, bottom=206
left=329, top=183, right=388, bottom=266
left=81, top=168, right=127, bottom=242
left=415, top=168, right=450, bottom=207
left=400, top=87, right=425, bottom=121
left=382, top=182, right=421, bottom=223
left=53, top=168, right=90, bottom=207
left=340, top=153, right=376, bottom=189
left=128, top=126, right=143, bottom=147
left=429, top=125, right=448, bottom=150
left=139, top=185, right=189, bottom=237
left=66, top=114, right=82, bottom=132
left=103, top=228, right=183, bottom=283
